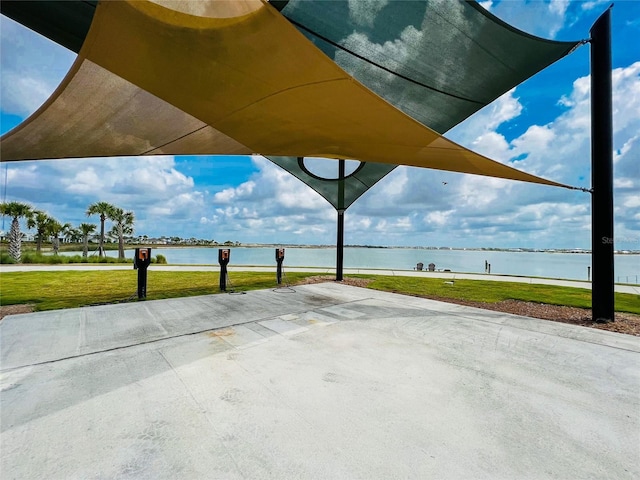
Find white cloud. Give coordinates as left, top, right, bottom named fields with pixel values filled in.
left=448, top=89, right=522, bottom=150
left=353, top=217, right=372, bottom=230
left=614, top=178, right=634, bottom=189
left=1, top=73, right=55, bottom=116
left=378, top=168, right=408, bottom=196
left=6, top=164, right=39, bottom=187
left=513, top=125, right=556, bottom=152
left=457, top=175, right=513, bottom=210
left=148, top=192, right=204, bottom=216
left=614, top=134, right=638, bottom=164
left=484, top=0, right=573, bottom=39
left=0, top=16, right=76, bottom=117
left=65, top=168, right=102, bottom=195
left=478, top=1, right=493, bottom=12
left=498, top=63, right=640, bottom=189
left=348, top=0, right=389, bottom=28
left=624, top=196, right=640, bottom=209
left=2, top=155, right=205, bottom=240
left=250, top=158, right=329, bottom=212
left=425, top=210, right=454, bottom=226
left=213, top=181, right=256, bottom=203
left=393, top=217, right=412, bottom=230
left=374, top=219, right=388, bottom=232
left=56, top=156, right=195, bottom=201
left=581, top=0, right=609, bottom=12
left=470, top=131, right=511, bottom=162
left=194, top=157, right=337, bottom=243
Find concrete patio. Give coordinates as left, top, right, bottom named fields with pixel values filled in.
left=1, top=282, right=638, bottom=479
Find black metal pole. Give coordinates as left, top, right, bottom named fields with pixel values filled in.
left=336, top=159, right=345, bottom=281
left=276, top=249, right=284, bottom=285
left=590, top=7, right=614, bottom=323
left=218, top=249, right=230, bottom=291
left=336, top=209, right=345, bottom=281
left=134, top=247, right=151, bottom=300
left=137, top=267, right=147, bottom=299
left=219, top=264, right=227, bottom=291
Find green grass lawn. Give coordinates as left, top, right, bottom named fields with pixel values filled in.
left=0, top=271, right=318, bottom=311
left=358, top=275, right=639, bottom=315
left=1, top=270, right=638, bottom=315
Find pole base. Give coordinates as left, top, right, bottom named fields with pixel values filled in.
left=595, top=317, right=614, bottom=324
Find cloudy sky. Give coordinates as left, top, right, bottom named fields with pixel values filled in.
left=1, top=0, right=638, bottom=249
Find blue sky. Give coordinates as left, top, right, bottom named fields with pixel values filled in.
left=1, top=0, right=639, bottom=249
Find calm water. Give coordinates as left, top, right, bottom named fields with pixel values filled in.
left=72, top=246, right=640, bottom=283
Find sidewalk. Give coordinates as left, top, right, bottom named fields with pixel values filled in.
left=1, top=283, right=638, bottom=479
left=2, top=263, right=638, bottom=294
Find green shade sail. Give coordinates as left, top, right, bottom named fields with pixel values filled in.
left=267, top=0, right=581, bottom=209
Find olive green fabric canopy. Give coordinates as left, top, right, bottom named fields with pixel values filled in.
left=267, top=0, right=582, bottom=208
left=1, top=0, right=582, bottom=204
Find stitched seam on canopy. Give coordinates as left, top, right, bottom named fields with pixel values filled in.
left=142, top=124, right=209, bottom=155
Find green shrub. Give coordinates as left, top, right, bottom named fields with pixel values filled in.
left=0, top=252, right=15, bottom=264
left=0, top=253, right=14, bottom=264
left=155, top=254, right=167, bottom=264
left=1, top=251, right=134, bottom=265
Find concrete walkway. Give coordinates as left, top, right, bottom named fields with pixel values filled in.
left=1, top=283, right=638, bottom=479
left=1, top=263, right=638, bottom=294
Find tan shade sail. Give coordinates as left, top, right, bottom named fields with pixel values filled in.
left=1, top=0, right=571, bottom=189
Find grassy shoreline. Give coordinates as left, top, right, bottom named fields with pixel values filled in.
left=0, top=251, right=167, bottom=265
left=1, top=270, right=638, bottom=316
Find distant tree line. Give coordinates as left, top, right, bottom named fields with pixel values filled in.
left=0, top=201, right=134, bottom=263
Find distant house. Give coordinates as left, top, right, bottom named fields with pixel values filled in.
left=147, top=238, right=168, bottom=245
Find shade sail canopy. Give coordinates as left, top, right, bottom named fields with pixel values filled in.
left=266, top=0, right=582, bottom=208
left=1, top=0, right=581, bottom=198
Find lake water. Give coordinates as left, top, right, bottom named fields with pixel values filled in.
left=74, top=246, right=639, bottom=283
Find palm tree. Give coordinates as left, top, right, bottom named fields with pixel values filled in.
left=0, top=201, right=34, bottom=262
left=86, top=201, right=115, bottom=257
left=27, top=210, right=53, bottom=254
left=48, top=220, right=72, bottom=255
left=108, top=207, right=135, bottom=260
left=66, top=227, right=83, bottom=244
left=78, top=223, right=96, bottom=258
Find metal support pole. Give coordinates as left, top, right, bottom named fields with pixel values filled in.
left=336, top=209, right=345, bottom=281
left=590, top=7, right=614, bottom=323
left=137, top=267, right=148, bottom=299
left=134, top=247, right=151, bottom=300
left=336, top=159, right=345, bottom=282
left=218, top=249, right=230, bottom=291
left=276, top=248, right=285, bottom=285
left=219, top=265, right=227, bottom=291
